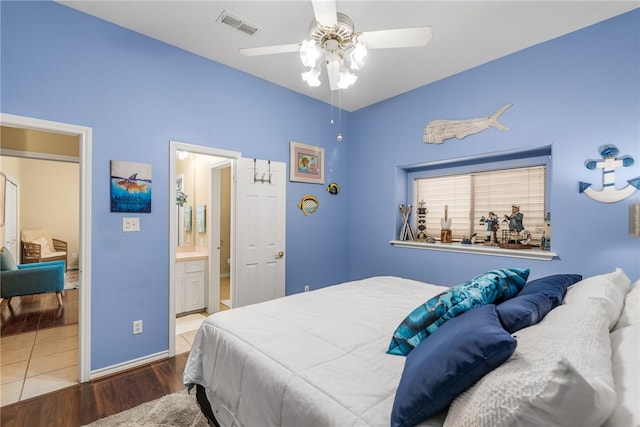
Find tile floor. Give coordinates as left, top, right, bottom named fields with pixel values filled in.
left=175, top=312, right=208, bottom=355
left=1, top=324, right=79, bottom=406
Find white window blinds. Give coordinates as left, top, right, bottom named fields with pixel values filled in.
left=415, top=165, right=546, bottom=242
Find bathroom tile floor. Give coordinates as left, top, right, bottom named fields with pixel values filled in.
left=175, top=312, right=207, bottom=355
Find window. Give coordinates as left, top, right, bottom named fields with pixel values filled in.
left=414, top=165, right=547, bottom=243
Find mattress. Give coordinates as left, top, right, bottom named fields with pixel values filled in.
left=183, top=276, right=449, bottom=427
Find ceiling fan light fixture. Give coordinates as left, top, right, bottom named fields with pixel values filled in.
left=337, top=68, right=357, bottom=89
left=301, top=67, right=321, bottom=87
left=298, top=12, right=365, bottom=90
left=300, top=39, right=321, bottom=68
left=349, top=42, right=367, bottom=70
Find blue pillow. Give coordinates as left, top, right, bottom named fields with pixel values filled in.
left=387, top=268, right=529, bottom=356
left=497, top=274, right=582, bottom=333
left=496, top=293, right=551, bottom=333
left=518, top=274, right=583, bottom=306
left=391, top=304, right=516, bottom=427
left=0, top=247, right=18, bottom=271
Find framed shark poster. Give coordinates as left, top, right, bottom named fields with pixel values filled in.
left=110, top=160, right=152, bottom=213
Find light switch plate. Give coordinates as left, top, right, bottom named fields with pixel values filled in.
left=123, top=217, right=140, bottom=232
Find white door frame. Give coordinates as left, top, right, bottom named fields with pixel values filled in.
left=1, top=113, right=92, bottom=382
left=168, top=141, right=239, bottom=356
left=208, top=159, right=232, bottom=313
left=3, top=173, right=20, bottom=261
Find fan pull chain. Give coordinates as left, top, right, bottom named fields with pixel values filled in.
left=337, top=89, right=343, bottom=141
left=330, top=89, right=335, bottom=125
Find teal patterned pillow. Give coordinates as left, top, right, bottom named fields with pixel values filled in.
left=387, top=268, right=529, bottom=356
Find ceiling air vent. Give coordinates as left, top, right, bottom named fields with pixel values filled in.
left=217, top=10, right=259, bottom=36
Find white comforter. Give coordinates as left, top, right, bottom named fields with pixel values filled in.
left=183, top=276, right=448, bottom=427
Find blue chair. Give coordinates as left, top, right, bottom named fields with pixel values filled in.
left=1, top=247, right=65, bottom=306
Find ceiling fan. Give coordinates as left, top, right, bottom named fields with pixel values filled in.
left=239, top=0, right=432, bottom=92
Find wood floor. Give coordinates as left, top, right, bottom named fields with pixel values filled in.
left=0, top=352, right=189, bottom=427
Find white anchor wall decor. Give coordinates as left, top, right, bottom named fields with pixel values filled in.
left=579, top=145, right=640, bottom=203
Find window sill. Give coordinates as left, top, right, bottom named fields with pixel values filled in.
left=389, top=240, right=557, bottom=261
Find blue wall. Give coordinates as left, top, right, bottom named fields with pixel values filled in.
left=1, top=1, right=351, bottom=370
left=2, top=1, right=638, bottom=372
left=348, top=9, right=640, bottom=286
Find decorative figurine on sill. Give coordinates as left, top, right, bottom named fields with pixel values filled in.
left=415, top=199, right=428, bottom=242
left=480, top=211, right=500, bottom=244
left=503, top=204, right=524, bottom=242
left=440, top=205, right=453, bottom=243
left=399, top=204, right=416, bottom=241
left=461, top=233, right=477, bottom=244
left=541, top=212, right=551, bottom=250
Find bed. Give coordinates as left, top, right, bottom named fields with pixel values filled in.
left=183, top=269, right=639, bottom=427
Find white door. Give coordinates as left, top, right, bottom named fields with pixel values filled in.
left=4, top=176, right=19, bottom=261
left=234, top=158, right=286, bottom=308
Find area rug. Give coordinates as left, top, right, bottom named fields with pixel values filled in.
left=82, top=389, right=208, bottom=426
left=64, top=269, right=79, bottom=290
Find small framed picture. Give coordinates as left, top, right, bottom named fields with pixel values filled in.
left=290, top=141, right=324, bottom=184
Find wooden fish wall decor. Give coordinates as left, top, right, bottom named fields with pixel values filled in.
left=423, top=104, right=512, bottom=144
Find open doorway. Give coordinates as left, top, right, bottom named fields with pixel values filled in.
left=169, top=141, right=239, bottom=357
left=0, top=113, right=92, bottom=404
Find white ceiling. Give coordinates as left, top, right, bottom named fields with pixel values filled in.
left=57, top=1, right=638, bottom=112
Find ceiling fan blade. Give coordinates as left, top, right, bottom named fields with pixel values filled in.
left=311, top=0, right=337, bottom=27
left=358, top=27, right=433, bottom=49
left=326, top=59, right=339, bottom=92
left=239, top=43, right=301, bottom=56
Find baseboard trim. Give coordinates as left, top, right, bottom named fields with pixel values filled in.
left=89, top=350, right=169, bottom=380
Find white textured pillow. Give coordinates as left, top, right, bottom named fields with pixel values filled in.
left=22, top=229, right=55, bottom=252
left=444, top=299, right=616, bottom=427
left=603, top=324, right=640, bottom=427
left=613, top=281, right=639, bottom=330
left=563, top=268, right=631, bottom=330
left=34, top=236, right=52, bottom=255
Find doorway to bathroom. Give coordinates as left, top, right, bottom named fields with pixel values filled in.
left=169, top=141, right=287, bottom=357
left=171, top=143, right=234, bottom=355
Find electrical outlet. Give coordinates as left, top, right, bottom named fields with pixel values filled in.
left=123, top=217, right=140, bottom=232
left=133, top=320, right=143, bottom=334
left=71, top=252, right=78, bottom=259
left=304, top=285, right=310, bottom=292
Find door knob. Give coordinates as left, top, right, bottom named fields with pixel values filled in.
left=276, top=251, right=284, bottom=258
